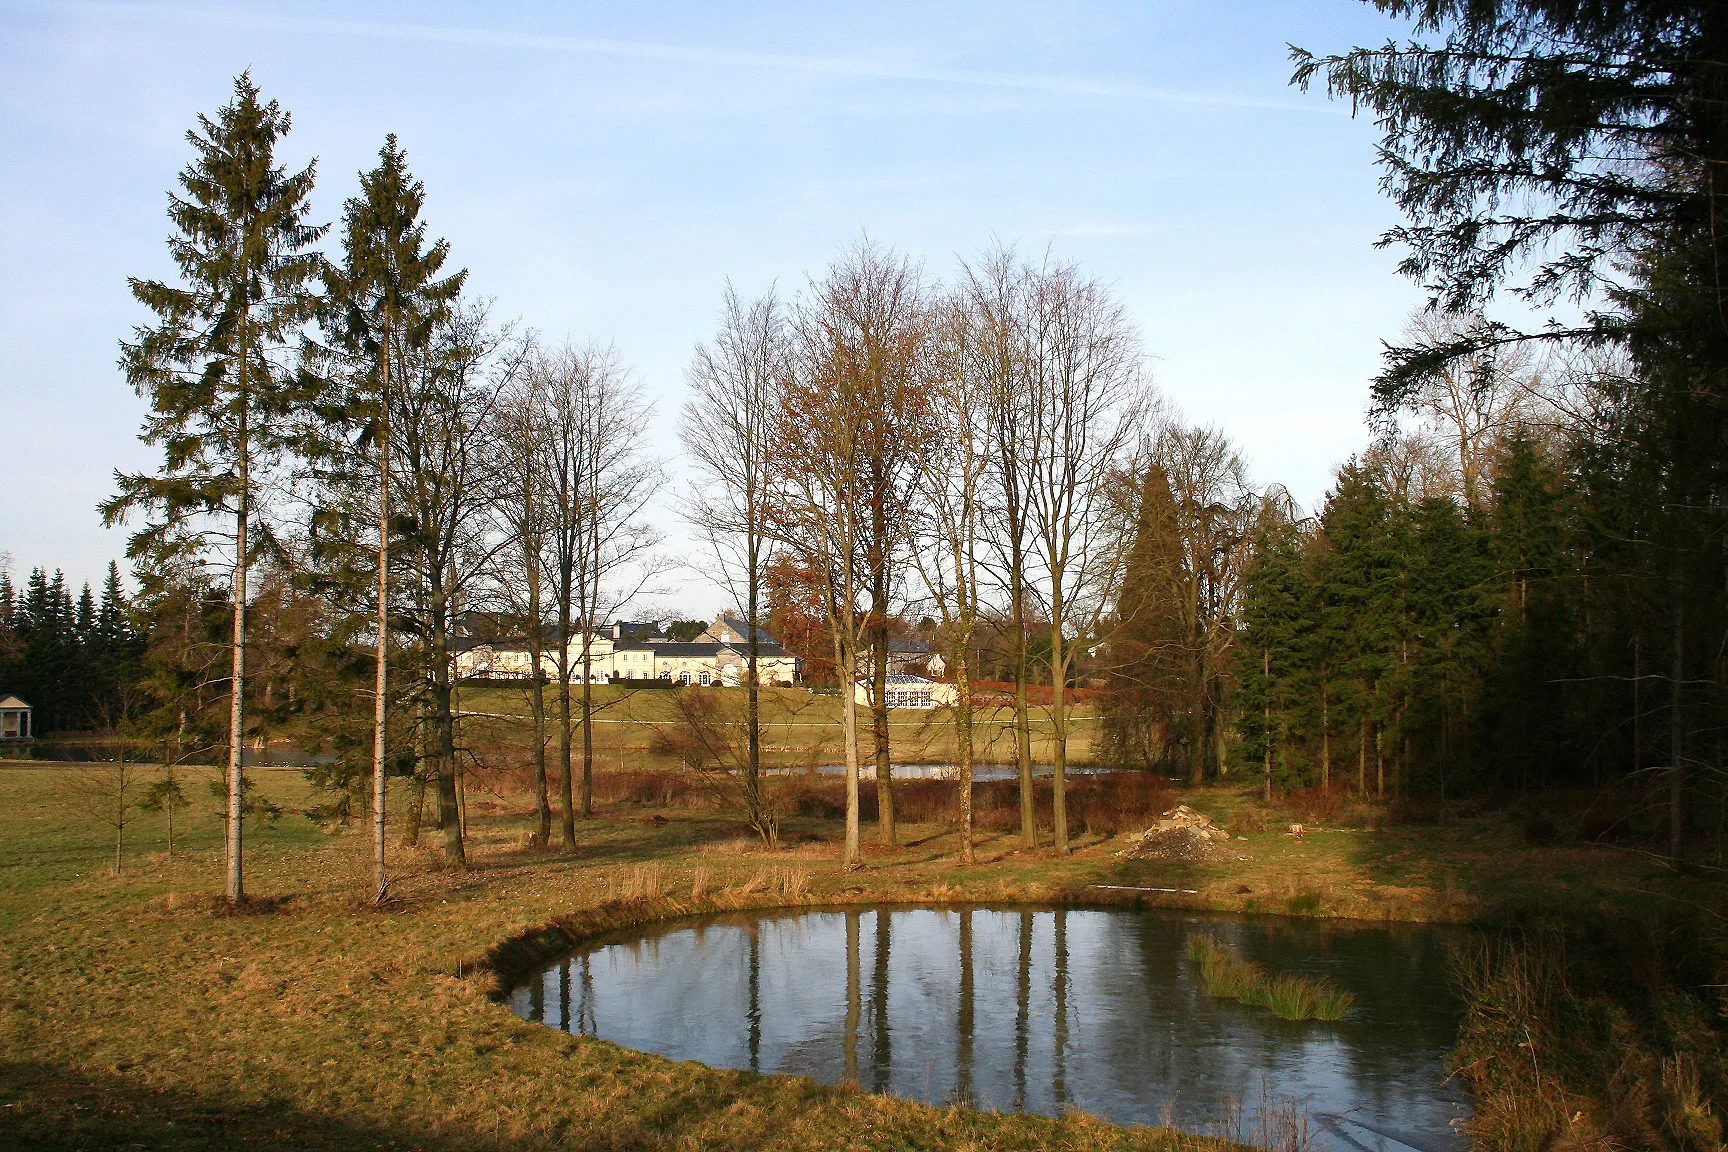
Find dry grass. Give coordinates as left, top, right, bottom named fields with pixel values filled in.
left=0, top=763, right=1239, bottom=1152
left=0, top=759, right=1707, bottom=1151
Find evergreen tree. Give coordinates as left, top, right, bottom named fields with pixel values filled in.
left=103, top=73, right=325, bottom=902
left=1098, top=465, right=1190, bottom=769
left=0, top=572, right=19, bottom=700
left=1312, top=464, right=1401, bottom=795
left=1238, top=521, right=1315, bottom=796
left=319, top=134, right=464, bottom=902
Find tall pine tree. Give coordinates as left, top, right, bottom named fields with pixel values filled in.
left=105, top=74, right=325, bottom=902
left=321, top=134, right=464, bottom=901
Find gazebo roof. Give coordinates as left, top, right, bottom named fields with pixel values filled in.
left=0, top=696, right=31, bottom=710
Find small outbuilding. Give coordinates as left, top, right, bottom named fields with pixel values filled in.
left=854, top=674, right=957, bottom=710
left=0, top=696, right=32, bottom=740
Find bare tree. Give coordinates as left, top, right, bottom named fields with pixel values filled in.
left=1398, top=309, right=1541, bottom=509
left=572, top=356, right=662, bottom=821
left=490, top=362, right=554, bottom=847
left=682, top=285, right=787, bottom=846
left=540, top=344, right=662, bottom=845
left=58, top=756, right=142, bottom=875
left=389, top=302, right=524, bottom=866
left=851, top=258, right=936, bottom=849
left=1021, top=259, right=1149, bottom=854
left=965, top=249, right=1042, bottom=849
left=772, top=243, right=930, bottom=868
left=910, top=288, right=995, bottom=863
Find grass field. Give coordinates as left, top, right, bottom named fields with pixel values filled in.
left=455, top=682, right=1101, bottom=770
left=0, top=755, right=1697, bottom=1150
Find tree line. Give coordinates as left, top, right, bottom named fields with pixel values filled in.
left=98, top=74, right=1279, bottom=897
left=90, top=0, right=1728, bottom=902
left=0, top=562, right=143, bottom=733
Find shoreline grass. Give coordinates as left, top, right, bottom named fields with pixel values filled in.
left=1187, top=935, right=1356, bottom=1021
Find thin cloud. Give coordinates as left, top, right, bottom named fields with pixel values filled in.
left=51, top=1, right=1336, bottom=116
left=1054, top=223, right=1157, bottom=238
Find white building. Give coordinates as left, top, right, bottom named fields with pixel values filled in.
left=0, top=696, right=32, bottom=739
left=853, top=674, right=958, bottom=709
left=455, top=615, right=798, bottom=687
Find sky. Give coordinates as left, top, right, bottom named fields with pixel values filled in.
left=0, top=0, right=1431, bottom=615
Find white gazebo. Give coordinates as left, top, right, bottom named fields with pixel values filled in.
left=0, top=696, right=32, bottom=740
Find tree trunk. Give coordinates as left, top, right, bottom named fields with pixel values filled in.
left=839, top=628, right=861, bottom=869
left=371, top=340, right=390, bottom=903
left=526, top=515, right=550, bottom=847
left=871, top=598, right=894, bottom=846
left=1048, top=599, right=1069, bottom=855
left=558, top=597, right=575, bottom=849
left=581, top=638, right=594, bottom=820
left=226, top=409, right=248, bottom=905
left=868, top=479, right=895, bottom=846
left=1321, top=685, right=1330, bottom=792
left=955, top=639, right=975, bottom=864
left=1671, top=554, right=1686, bottom=868
left=1011, top=566, right=1035, bottom=849
left=746, top=544, right=770, bottom=845
left=1263, top=649, right=1273, bottom=802
left=1358, top=712, right=1367, bottom=795
left=431, top=584, right=464, bottom=865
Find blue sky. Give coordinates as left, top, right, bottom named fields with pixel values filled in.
left=0, top=1, right=1427, bottom=611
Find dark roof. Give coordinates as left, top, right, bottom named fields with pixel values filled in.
left=653, top=642, right=728, bottom=657
left=887, top=641, right=930, bottom=654
left=654, top=641, right=792, bottom=659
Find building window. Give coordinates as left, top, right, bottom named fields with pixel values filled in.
left=699, top=671, right=711, bottom=686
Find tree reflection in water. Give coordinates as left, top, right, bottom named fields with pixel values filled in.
left=512, top=908, right=1470, bottom=1150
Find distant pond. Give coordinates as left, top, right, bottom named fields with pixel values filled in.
left=509, top=907, right=1469, bottom=1150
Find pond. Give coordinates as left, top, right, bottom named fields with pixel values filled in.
left=509, top=907, right=1469, bottom=1150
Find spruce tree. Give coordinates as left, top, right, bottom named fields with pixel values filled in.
left=1098, top=465, right=1189, bottom=769
left=104, top=73, right=324, bottom=902
left=321, top=134, right=464, bottom=902
left=1239, top=521, right=1314, bottom=796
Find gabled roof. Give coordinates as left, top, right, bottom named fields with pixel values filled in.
left=702, top=615, right=781, bottom=647
left=0, top=695, right=30, bottom=710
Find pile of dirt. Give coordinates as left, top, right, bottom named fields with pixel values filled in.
left=1117, top=804, right=1232, bottom=862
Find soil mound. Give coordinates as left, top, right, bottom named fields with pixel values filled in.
left=1118, top=804, right=1231, bottom=862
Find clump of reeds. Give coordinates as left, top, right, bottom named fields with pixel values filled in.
left=611, top=863, right=664, bottom=902
left=730, top=866, right=809, bottom=901
left=1190, top=934, right=1262, bottom=999
left=1188, top=935, right=1356, bottom=1022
